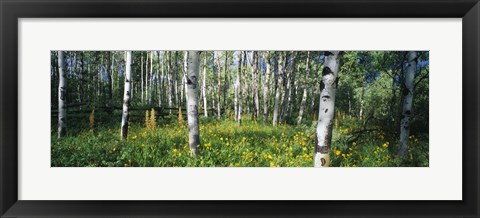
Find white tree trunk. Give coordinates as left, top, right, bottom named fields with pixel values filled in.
left=216, top=51, right=222, bottom=119
left=223, top=52, right=229, bottom=110
left=158, top=51, right=164, bottom=108
left=234, top=51, right=241, bottom=121
left=149, top=51, right=154, bottom=104
left=283, top=52, right=296, bottom=122
left=174, top=52, right=179, bottom=107
left=273, top=52, right=284, bottom=126
left=167, top=52, right=173, bottom=110
left=262, top=52, right=271, bottom=124
left=141, top=54, right=144, bottom=104
left=202, top=53, right=208, bottom=117
left=359, top=85, right=365, bottom=119
left=297, top=51, right=310, bottom=125
left=237, top=52, right=245, bottom=125
left=398, top=51, right=417, bottom=158
left=57, top=51, right=67, bottom=138
left=186, top=51, right=201, bottom=156
left=314, top=51, right=341, bottom=167
left=252, top=51, right=260, bottom=120
left=121, top=51, right=133, bottom=139
left=145, top=52, right=149, bottom=105
left=183, top=51, right=189, bottom=105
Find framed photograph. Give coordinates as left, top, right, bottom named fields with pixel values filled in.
left=1, top=0, right=478, bottom=217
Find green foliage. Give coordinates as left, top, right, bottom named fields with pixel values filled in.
left=52, top=116, right=428, bottom=167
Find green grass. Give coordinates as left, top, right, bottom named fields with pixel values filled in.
left=51, top=112, right=429, bottom=167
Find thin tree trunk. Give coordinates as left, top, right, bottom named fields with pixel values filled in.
left=359, top=84, right=365, bottom=119
left=174, top=52, right=179, bottom=107
left=234, top=51, right=241, bottom=122
left=252, top=51, right=259, bottom=121
left=157, top=51, right=164, bottom=108
left=262, top=52, right=271, bottom=124
left=238, top=51, right=246, bottom=125
left=398, top=51, right=417, bottom=158
left=273, top=52, right=284, bottom=126
left=150, top=51, right=154, bottom=104
left=289, top=64, right=299, bottom=119
left=216, top=51, right=222, bottom=119
left=202, top=52, right=208, bottom=117
left=130, top=55, right=134, bottom=104
left=183, top=51, right=189, bottom=106
left=111, top=52, right=115, bottom=105
left=106, top=52, right=113, bottom=113
left=121, top=51, right=133, bottom=139
left=279, top=53, right=290, bottom=124
left=186, top=51, right=201, bottom=156
left=297, top=51, right=310, bottom=125
left=167, top=52, right=173, bottom=111
left=283, top=52, right=296, bottom=122
left=57, top=51, right=67, bottom=138
left=145, top=52, right=149, bottom=105
left=348, top=92, right=352, bottom=116
left=223, top=52, right=228, bottom=112
left=79, top=52, right=84, bottom=104
left=314, top=51, right=342, bottom=167
left=141, top=54, right=144, bottom=104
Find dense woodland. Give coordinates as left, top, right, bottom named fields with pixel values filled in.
left=51, top=51, right=429, bottom=167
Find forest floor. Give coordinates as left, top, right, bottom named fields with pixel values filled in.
left=51, top=111, right=429, bottom=167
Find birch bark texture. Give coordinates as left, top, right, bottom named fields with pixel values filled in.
left=273, top=51, right=285, bottom=126
left=216, top=52, right=222, bottom=119
left=237, top=52, right=245, bottom=125
left=398, top=51, right=417, bottom=158
left=234, top=51, right=241, bottom=122
left=252, top=51, right=260, bottom=120
left=121, top=51, right=133, bottom=139
left=262, top=52, right=271, bottom=124
left=314, top=51, right=342, bottom=167
left=202, top=53, right=208, bottom=117
left=186, top=51, right=201, bottom=156
left=57, top=51, right=67, bottom=138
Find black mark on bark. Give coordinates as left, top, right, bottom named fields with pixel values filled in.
left=320, top=80, right=325, bottom=92
left=321, top=158, right=326, bottom=166
left=59, top=87, right=65, bottom=101
left=322, top=67, right=333, bottom=76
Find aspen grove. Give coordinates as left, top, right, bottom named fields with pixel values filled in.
left=51, top=51, right=429, bottom=167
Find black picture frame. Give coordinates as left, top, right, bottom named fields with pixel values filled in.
left=1, top=0, right=478, bottom=217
